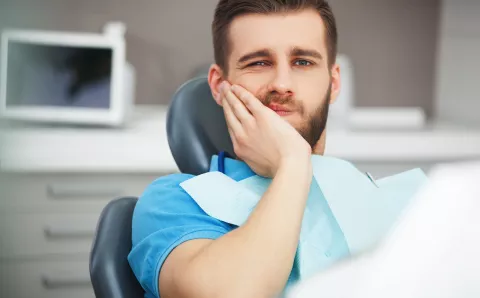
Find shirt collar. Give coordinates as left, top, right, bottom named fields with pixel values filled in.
left=209, top=155, right=256, bottom=181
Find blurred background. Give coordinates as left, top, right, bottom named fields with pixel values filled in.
left=0, top=0, right=443, bottom=111
left=0, top=1, right=479, bottom=298
left=0, top=0, right=478, bottom=121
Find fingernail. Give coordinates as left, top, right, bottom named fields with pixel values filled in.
left=219, top=82, right=226, bottom=92
left=231, top=85, right=237, bottom=92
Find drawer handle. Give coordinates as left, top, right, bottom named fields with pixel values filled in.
left=44, top=226, right=95, bottom=239
left=47, top=184, right=122, bottom=199
left=41, top=274, right=91, bottom=289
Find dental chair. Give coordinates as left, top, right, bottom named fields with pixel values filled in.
left=89, top=77, right=233, bottom=297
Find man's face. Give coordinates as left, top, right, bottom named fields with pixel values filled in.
left=223, top=9, right=338, bottom=147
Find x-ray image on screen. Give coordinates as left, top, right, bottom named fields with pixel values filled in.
left=6, top=42, right=112, bottom=109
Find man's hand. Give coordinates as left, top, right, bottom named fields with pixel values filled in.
left=220, top=81, right=311, bottom=178
left=159, top=83, right=312, bottom=298
left=158, top=82, right=313, bottom=298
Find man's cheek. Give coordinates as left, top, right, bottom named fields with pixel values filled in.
left=234, top=74, right=269, bottom=95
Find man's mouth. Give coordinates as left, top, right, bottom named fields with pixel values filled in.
left=267, top=104, right=293, bottom=116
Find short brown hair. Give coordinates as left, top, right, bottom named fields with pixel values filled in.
left=212, top=0, right=338, bottom=75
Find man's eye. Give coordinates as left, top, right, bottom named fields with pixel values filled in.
left=248, top=61, right=268, bottom=67
left=294, top=60, right=312, bottom=66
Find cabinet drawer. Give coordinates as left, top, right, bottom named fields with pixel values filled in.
left=0, top=173, right=157, bottom=213
left=0, top=259, right=94, bottom=298
left=0, top=213, right=100, bottom=259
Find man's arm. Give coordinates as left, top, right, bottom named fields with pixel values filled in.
left=160, top=82, right=313, bottom=298
left=160, top=157, right=312, bottom=298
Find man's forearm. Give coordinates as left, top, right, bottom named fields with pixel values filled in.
left=185, top=158, right=312, bottom=298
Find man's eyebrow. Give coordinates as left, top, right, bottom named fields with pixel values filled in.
left=237, top=49, right=272, bottom=64
left=291, top=47, right=323, bottom=60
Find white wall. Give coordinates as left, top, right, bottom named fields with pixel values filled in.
left=435, top=0, right=480, bottom=127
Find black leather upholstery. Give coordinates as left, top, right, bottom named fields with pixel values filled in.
left=167, top=77, right=234, bottom=175
left=90, top=77, right=232, bottom=297
left=90, top=197, right=144, bottom=298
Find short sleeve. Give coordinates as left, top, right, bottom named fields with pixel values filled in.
left=128, top=174, right=232, bottom=298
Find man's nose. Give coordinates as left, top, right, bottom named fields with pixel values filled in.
left=268, top=64, right=294, bottom=96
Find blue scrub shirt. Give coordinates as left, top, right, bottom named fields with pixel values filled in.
left=128, top=156, right=255, bottom=298
left=128, top=155, right=347, bottom=297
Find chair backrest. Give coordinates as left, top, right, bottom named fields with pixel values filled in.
left=167, top=77, right=234, bottom=175
left=90, top=77, right=233, bottom=297
left=90, top=197, right=145, bottom=298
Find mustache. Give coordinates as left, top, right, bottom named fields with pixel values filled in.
left=261, top=93, right=293, bottom=105
left=258, top=93, right=304, bottom=114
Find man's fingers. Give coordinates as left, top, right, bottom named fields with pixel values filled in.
left=223, top=86, right=254, bottom=124
left=222, top=97, right=243, bottom=138
left=230, top=84, right=265, bottom=116
left=226, top=126, right=239, bottom=151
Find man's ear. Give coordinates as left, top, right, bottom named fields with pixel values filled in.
left=329, top=63, right=341, bottom=105
left=208, top=64, right=226, bottom=106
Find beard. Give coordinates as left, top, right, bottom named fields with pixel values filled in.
left=258, top=84, right=331, bottom=148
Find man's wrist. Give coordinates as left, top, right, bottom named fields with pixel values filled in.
left=278, top=154, right=312, bottom=178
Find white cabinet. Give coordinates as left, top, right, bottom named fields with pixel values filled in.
left=0, top=106, right=178, bottom=298
left=0, top=173, right=160, bottom=213
left=0, top=259, right=94, bottom=298
left=0, top=172, right=162, bottom=298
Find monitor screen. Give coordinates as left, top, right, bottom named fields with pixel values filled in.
left=6, top=42, right=112, bottom=109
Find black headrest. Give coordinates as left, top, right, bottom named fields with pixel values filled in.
left=167, top=77, right=234, bottom=175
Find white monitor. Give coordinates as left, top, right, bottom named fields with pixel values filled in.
left=0, top=22, right=135, bottom=126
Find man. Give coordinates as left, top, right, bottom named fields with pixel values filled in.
left=128, top=1, right=342, bottom=297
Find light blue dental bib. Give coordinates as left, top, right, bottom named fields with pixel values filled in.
left=179, top=155, right=427, bottom=291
